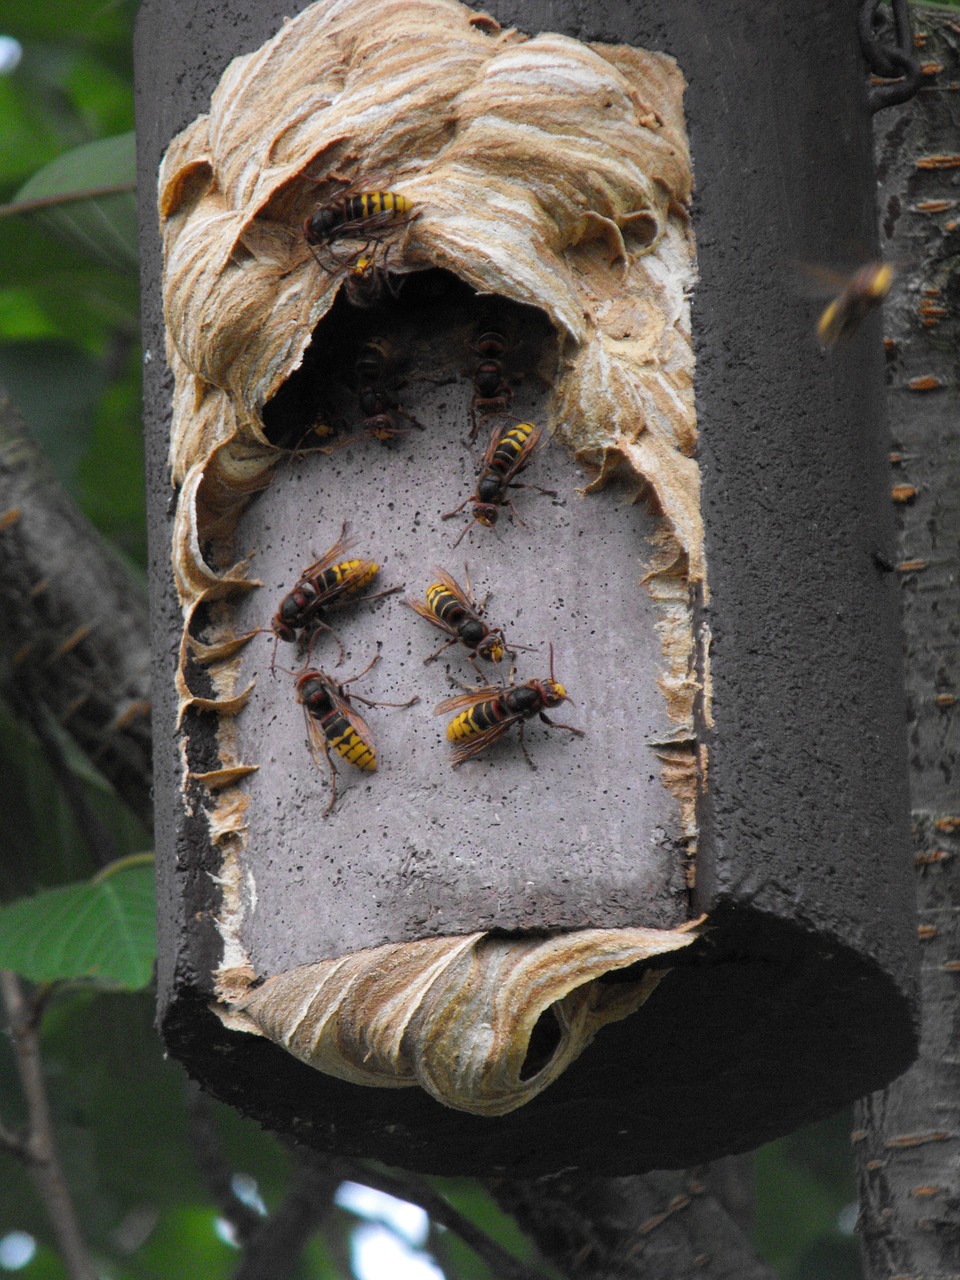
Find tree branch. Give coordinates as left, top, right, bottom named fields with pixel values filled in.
left=230, top=1153, right=341, bottom=1280
left=0, top=1118, right=27, bottom=1158
left=0, top=971, right=99, bottom=1280
left=0, top=383, right=153, bottom=829
left=489, top=1169, right=777, bottom=1280
left=186, top=1083, right=265, bottom=1246
left=0, top=182, right=138, bottom=219
left=340, top=1160, right=550, bottom=1280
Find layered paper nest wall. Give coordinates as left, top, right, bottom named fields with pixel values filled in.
left=159, top=0, right=707, bottom=1116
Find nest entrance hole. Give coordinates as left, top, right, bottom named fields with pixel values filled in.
left=520, top=1005, right=564, bottom=1081
left=261, top=269, right=559, bottom=452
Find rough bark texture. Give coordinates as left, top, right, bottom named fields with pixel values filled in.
left=0, top=973, right=99, bottom=1280
left=854, top=12, right=960, bottom=1277
left=0, top=386, right=153, bottom=830
left=489, top=1165, right=775, bottom=1280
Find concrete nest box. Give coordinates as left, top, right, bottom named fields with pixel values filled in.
left=138, top=0, right=918, bottom=1175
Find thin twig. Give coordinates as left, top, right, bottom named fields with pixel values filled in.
left=0, top=182, right=137, bottom=219
left=186, top=1083, right=264, bottom=1245
left=339, top=1160, right=549, bottom=1280
left=230, top=1154, right=341, bottom=1280
left=0, top=971, right=98, bottom=1280
left=0, top=1119, right=26, bottom=1157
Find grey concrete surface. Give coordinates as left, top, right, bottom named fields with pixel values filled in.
left=231, top=285, right=687, bottom=974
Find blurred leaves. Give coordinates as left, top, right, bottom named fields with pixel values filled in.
left=0, top=699, right=149, bottom=903
left=433, top=1181, right=556, bottom=1280
left=0, top=855, right=155, bottom=988
left=755, top=1111, right=860, bottom=1280
left=0, top=988, right=297, bottom=1275
left=10, top=133, right=138, bottom=271
left=0, top=0, right=142, bottom=573
left=0, top=338, right=106, bottom=484
left=0, top=0, right=137, bottom=54
left=0, top=214, right=140, bottom=339
left=78, top=334, right=146, bottom=564
left=129, top=1207, right=243, bottom=1279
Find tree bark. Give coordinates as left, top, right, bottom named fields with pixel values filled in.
left=0, top=972, right=99, bottom=1280
left=489, top=1166, right=775, bottom=1280
left=0, top=384, right=153, bottom=830
left=854, top=10, right=960, bottom=1277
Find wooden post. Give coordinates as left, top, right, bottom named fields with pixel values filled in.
left=136, top=0, right=917, bottom=1174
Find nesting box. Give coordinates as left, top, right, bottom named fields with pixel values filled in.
left=137, top=0, right=917, bottom=1175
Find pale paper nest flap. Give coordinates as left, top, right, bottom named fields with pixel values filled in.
left=219, top=924, right=701, bottom=1117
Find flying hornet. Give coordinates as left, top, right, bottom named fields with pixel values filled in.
left=268, top=522, right=401, bottom=668
left=442, top=419, right=555, bottom=546
left=296, top=652, right=418, bottom=816
left=434, top=645, right=583, bottom=768
left=404, top=566, right=533, bottom=671
left=817, top=261, right=894, bottom=347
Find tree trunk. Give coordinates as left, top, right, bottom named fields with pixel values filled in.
left=854, top=10, right=960, bottom=1276
left=489, top=1162, right=774, bottom=1280
left=0, top=385, right=152, bottom=830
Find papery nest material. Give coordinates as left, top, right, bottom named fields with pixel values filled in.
left=159, top=0, right=706, bottom=1115
left=219, top=923, right=703, bottom=1117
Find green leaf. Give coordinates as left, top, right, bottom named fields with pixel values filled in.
left=0, top=338, right=105, bottom=492
left=754, top=1113, right=855, bottom=1275
left=131, top=1206, right=240, bottom=1280
left=0, top=0, right=136, bottom=53
left=0, top=701, right=107, bottom=898
left=0, top=856, right=156, bottom=989
left=0, top=219, right=140, bottom=341
left=11, top=133, right=137, bottom=271
left=78, top=338, right=148, bottom=567
left=0, top=287, right=60, bottom=340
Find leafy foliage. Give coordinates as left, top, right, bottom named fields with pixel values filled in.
left=0, top=0, right=142, bottom=568
left=0, top=856, right=155, bottom=989
left=13, top=132, right=138, bottom=270
left=755, top=1111, right=861, bottom=1280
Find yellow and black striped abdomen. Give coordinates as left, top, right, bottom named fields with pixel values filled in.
left=306, top=192, right=411, bottom=245
left=446, top=697, right=504, bottom=743
left=347, top=191, right=409, bottom=222
left=491, top=422, right=535, bottom=474
left=323, top=710, right=376, bottom=772
left=317, top=558, right=378, bottom=597
left=426, top=582, right=466, bottom=629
